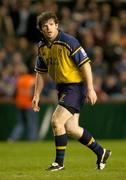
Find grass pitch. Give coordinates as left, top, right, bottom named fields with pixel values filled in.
left=0, top=140, right=126, bottom=180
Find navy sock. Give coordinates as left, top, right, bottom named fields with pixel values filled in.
left=55, top=134, right=67, bottom=166
left=79, top=129, right=103, bottom=156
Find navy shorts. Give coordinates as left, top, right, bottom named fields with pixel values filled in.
left=56, top=83, right=86, bottom=113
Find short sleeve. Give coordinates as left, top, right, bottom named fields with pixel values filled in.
left=61, top=34, right=91, bottom=67
left=35, top=56, right=48, bottom=73
left=71, top=46, right=91, bottom=67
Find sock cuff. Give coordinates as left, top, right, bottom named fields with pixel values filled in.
left=79, top=129, right=94, bottom=145
left=55, top=134, right=68, bottom=146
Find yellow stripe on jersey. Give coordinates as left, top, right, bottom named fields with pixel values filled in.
left=56, top=146, right=66, bottom=150
left=35, top=66, right=47, bottom=71
left=35, top=66, right=48, bottom=73
left=35, top=69, right=47, bottom=74
left=87, top=137, right=95, bottom=146
left=78, top=58, right=91, bottom=67
left=71, top=46, right=81, bottom=56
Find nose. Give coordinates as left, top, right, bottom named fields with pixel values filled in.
left=47, top=25, right=51, bottom=31
left=46, top=26, right=49, bottom=31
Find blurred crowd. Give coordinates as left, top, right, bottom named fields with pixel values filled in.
left=0, top=0, right=126, bottom=103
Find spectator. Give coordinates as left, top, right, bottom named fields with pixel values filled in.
left=94, top=75, right=109, bottom=102
left=114, top=48, right=126, bottom=74
left=0, top=4, right=15, bottom=45
left=92, top=46, right=108, bottom=77
left=10, top=0, right=32, bottom=38
left=101, top=3, right=111, bottom=29
left=80, top=29, right=95, bottom=59
left=102, top=74, right=121, bottom=97
left=60, top=6, right=73, bottom=31
left=8, top=63, right=39, bottom=141
left=119, top=71, right=126, bottom=98
left=0, top=64, right=16, bottom=99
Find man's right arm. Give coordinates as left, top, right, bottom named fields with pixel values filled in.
left=32, top=72, right=46, bottom=112
left=32, top=42, right=48, bottom=111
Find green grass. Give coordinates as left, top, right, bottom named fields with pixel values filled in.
left=0, top=140, right=126, bottom=180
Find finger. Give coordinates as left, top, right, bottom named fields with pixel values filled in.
left=33, top=106, right=40, bottom=112
left=91, top=98, right=97, bottom=105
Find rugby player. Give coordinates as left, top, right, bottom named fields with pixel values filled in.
left=32, top=11, right=111, bottom=171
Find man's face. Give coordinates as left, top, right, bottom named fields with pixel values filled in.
left=41, top=18, right=59, bottom=41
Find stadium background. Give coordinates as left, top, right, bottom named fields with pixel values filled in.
left=0, top=0, right=126, bottom=140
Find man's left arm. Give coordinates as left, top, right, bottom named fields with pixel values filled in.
left=79, top=62, right=97, bottom=105
left=68, top=37, right=97, bottom=104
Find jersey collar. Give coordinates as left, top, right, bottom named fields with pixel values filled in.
left=53, top=30, right=62, bottom=42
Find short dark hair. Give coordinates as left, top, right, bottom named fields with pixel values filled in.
left=37, top=11, right=58, bottom=31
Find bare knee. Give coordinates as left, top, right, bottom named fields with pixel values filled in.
left=65, top=123, right=76, bottom=136
left=51, top=105, right=73, bottom=135
left=51, top=113, right=64, bottom=134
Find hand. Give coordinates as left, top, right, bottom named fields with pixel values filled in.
left=32, top=95, right=40, bottom=112
left=86, top=89, right=97, bottom=105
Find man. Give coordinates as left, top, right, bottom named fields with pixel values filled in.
left=8, top=63, right=38, bottom=141
left=32, top=11, right=111, bottom=171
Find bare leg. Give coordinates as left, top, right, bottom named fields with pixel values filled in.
left=50, top=105, right=73, bottom=168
